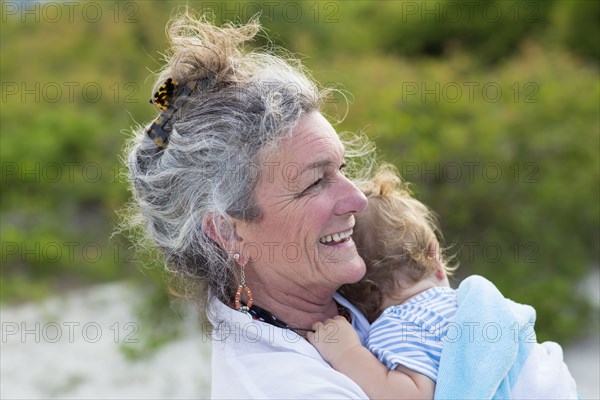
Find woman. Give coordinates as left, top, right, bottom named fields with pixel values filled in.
left=125, top=11, right=373, bottom=398
left=126, top=11, right=579, bottom=399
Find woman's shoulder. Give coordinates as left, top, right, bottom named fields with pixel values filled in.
left=210, top=297, right=368, bottom=398
left=212, top=346, right=368, bottom=399
left=211, top=322, right=367, bottom=399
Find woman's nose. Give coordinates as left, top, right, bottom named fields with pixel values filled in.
left=334, top=174, right=368, bottom=216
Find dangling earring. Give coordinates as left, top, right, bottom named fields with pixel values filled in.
left=233, top=253, right=253, bottom=313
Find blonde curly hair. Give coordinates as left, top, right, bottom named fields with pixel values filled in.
left=339, top=164, right=457, bottom=322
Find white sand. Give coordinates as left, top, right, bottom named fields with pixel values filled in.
left=1, top=281, right=598, bottom=399
left=1, top=283, right=211, bottom=399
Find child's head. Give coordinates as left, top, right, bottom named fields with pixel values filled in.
left=341, top=164, right=456, bottom=322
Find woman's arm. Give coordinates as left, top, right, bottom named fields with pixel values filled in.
left=308, top=316, right=434, bottom=400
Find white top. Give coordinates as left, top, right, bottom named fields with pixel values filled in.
left=368, top=287, right=457, bottom=382
left=210, top=293, right=370, bottom=399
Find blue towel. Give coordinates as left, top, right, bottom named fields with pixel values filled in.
left=434, top=275, right=536, bottom=399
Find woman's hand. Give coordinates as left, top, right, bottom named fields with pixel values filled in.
left=307, top=315, right=362, bottom=366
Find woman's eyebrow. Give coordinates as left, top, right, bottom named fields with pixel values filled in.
left=299, top=160, right=332, bottom=175
left=298, top=154, right=345, bottom=176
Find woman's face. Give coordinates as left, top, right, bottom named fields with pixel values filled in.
left=235, top=112, right=368, bottom=293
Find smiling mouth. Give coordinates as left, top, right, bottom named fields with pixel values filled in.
left=319, top=229, right=353, bottom=245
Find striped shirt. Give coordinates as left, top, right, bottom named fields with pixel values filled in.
left=366, top=287, right=458, bottom=382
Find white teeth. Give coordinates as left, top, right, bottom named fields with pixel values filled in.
left=319, top=229, right=353, bottom=244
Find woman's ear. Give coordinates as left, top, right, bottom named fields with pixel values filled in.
left=203, top=213, right=244, bottom=257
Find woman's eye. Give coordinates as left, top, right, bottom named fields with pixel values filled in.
left=301, top=163, right=345, bottom=195
left=298, top=178, right=323, bottom=196
left=308, top=178, right=323, bottom=189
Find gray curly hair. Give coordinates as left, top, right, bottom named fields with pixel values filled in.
left=124, top=10, right=374, bottom=325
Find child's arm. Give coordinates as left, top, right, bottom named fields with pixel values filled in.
left=307, top=316, right=434, bottom=400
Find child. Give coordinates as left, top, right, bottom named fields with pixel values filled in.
left=307, top=164, right=577, bottom=400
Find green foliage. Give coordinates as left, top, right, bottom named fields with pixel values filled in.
left=368, top=0, right=556, bottom=63
left=553, top=0, right=600, bottom=61
left=1, top=0, right=598, bottom=343
left=313, top=48, right=598, bottom=341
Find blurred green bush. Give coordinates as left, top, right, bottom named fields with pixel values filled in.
left=321, top=48, right=598, bottom=342
left=1, top=0, right=598, bottom=342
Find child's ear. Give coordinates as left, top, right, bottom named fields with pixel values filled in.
left=427, top=241, right=439, bottom=261
left=434, top=265, right=446, bottom=281
left=428, top=241, right=446, bottom=281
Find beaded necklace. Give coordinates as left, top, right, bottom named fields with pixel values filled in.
left=237, top=301, right=352, bottom=334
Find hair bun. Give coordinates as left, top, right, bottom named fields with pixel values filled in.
left=157, top=10, right=260, bottom=91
